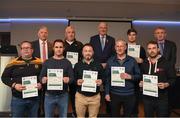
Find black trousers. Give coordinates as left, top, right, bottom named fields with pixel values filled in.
left=111, top=93, right=135, bottom=117
left=132, top=81, right=141, bottom=117
left=143, top=96, right=169, bottom=117
left=69, top=83, right=77, bottom=114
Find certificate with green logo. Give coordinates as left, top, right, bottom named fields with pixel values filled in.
left=47, top=69, right=63, bottom=90
left=22, top=76, right=38, bottom=98
left=128, top=44, right=140, bottom=58
left=66, top=51, right=78, bottom=68
left=82, top=70, right=98, bottom=93
left=143, top=74, right=158, bottom=97
left=111, top=67, right=125, bottom=87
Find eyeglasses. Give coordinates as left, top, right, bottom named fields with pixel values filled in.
left=21, top=47, right=32, bottom=50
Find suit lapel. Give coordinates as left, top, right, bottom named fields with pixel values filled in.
left=163, top=40, right=168, bottom=57
left=36, top=40, right=41, bottom=58
left=97, top=35, right=103, bottom=52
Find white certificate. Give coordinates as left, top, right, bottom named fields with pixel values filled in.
left=127, top=44, right=140, bottom=58
left=47, top=69, right=63, bottom=90
left=81, top=70, right=98, bottom=93
left=111, top=67, right=125, bottom=87
left=143, top=74, right=158, bottom=97
left=22, top=76, right=38, bottom=98
left=66, top=51, right=78, bottom=68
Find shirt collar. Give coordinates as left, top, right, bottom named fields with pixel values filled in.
left=82, top=58, right=94, bottom=64
left=39, top=39, right=47, bottom=44
left=158, top=40, right=165, bottom=44
left=99, top=35, right=106, bottom=39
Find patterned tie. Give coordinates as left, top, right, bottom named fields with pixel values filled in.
left=101, top=36, right=105, bottom=50
left=42, top=41, right=47, bottom=62
left=159, top=43, right=164, bottom=55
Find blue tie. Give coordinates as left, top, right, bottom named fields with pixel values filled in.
left=101, top=36, right=105, bottom=50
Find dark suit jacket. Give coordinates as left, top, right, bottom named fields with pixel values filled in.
left=31, top=40, right=53, bottom=58
left=90, top=34, right=115, bottom=63
left=163, top=40, right=177, bottom=67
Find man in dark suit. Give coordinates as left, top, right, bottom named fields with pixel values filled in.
left=90, top=22, right=115, bottom=68
left=154, top=26, right=177, bottom=115
left=31, top=26, right=53, bottom=116
left=154, top=26, right=177, bottom=67
left=90, top=22, right=115, bottom=116
left=32, top=26, right=53, bottom=62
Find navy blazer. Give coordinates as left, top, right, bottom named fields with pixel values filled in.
left=31, top=40, right=53, bottom=58
left=163, top=40, right=177, bottom=67
left=90, top=34, right=115, bottom=63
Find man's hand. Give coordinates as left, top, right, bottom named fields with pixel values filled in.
left=14, top=84, right=26, bottom=92
left=42, top=77, right=48, bottom=84
left=139, top=81, right=143, bottom=87
left=36, top=83, right=42, bottom=90
left=105, top=94, right=111, bottom=101
left=158, top=82, right=169, bottom=89
left=135, top=57, right=143, bottom=64
left=77, top=79, right=84, bottom=86
left=120, top=73, right=132, bottom=80
left=96, top=79, right=102, bottom=86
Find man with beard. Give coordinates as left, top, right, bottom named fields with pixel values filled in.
left=139, top=40, right=176, bottom=117
left=74, top=44, right=104, bottom=117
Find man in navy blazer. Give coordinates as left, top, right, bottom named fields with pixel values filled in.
left=90, top=22, right=115, bottom=115
left=32, top=26, right=53, bottom=61
left=154, top=26, right=177, bottom=67
left=90, top=22, right=115, bottom=69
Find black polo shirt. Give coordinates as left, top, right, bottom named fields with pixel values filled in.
left=64, top=39, right=83, bottom=61
left=74, top=59, right=104, bottom=96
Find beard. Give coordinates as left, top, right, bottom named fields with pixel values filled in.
left=149, top=52, right=158, bottom=58
left=84, top=55, right=92, bottom=60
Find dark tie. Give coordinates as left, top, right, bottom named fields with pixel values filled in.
left=159, top=43, right=164, bottom=55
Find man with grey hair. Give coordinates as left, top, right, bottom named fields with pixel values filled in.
left=90, top=22, right=115, bottom=115
left=105, top=39, right=141, bottom=117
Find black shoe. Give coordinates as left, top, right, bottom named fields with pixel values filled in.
left=72, top=112, right=77, bottom=117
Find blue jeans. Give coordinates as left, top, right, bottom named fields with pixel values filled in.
left=11, top=96, right=39, bottom=117
left=44, top=92, right=69, bottom=117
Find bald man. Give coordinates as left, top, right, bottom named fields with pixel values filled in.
left=31, top=26, right=53, bottom=116
left=90, top=22, right=115, bottom=69
left=32, top=26, right=53, bottom=62
left=90, top=22, right=115, bottom=115
left=64, top=25, right=83, bottom=117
